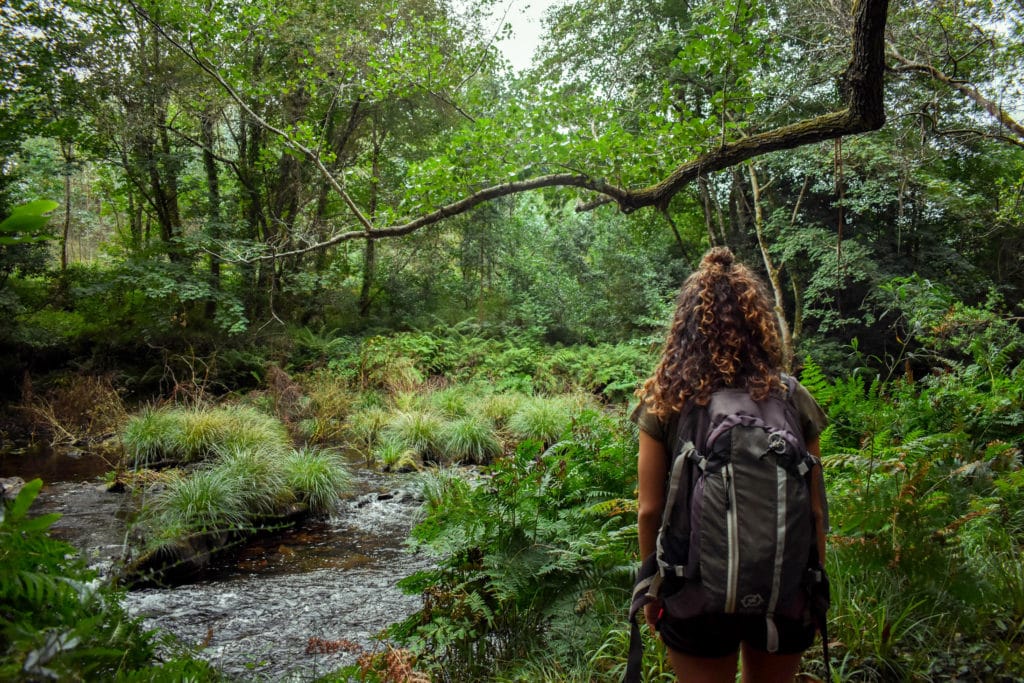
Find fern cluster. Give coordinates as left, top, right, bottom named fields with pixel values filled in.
left=390, top=410, right=639, bottom=681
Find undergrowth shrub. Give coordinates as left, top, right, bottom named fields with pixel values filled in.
left=374, top=436, right=421, bottom=473
left=212, top=446, right=294, bottom=516
left=297, top=368, right=357, bottom=443
left=507, top=396, right=575, bottom=445
left=149, top=467, right=251, bottom=540
left=476, top=392, right=526, bottom=429
left=22, top=372, right=128, bottom=446
left=801, top=340, right=1024, bottom=680
left=382, top=410, right=446, bottom=464
left=439, top=415, right=502, bottom=465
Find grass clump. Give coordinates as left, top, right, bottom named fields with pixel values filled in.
left=426, top=387, right=471, bottom=417
left=440, top=415, right=502, bottom=464
left=212, top=447, right=293, bottom=516
left=374, top=436, right=422, bottom=472
left=507, top=396, right=574, bottom=445
left=122, top=404, right=290, bottom=465
left=477, top=392, right=526, bottom=429
left=121, top=407, right=183, bottom=465
left=383, top=410, right=445, bottom=462
left=347, top=405, right=392, bottom=456
left=299, top=369, right=357, bottom=442
left=149, top=467, right=251, bottom=539
left=417, top=468, right=472, bottom=513
left=282, top=447, right=351, bottom=515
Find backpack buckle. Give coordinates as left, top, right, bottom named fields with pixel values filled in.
left=767, top=432, right=787, bottom=455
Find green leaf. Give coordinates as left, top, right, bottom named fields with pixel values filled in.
left=9, top=200, right=60, bottom=216
left=0, top=199, right=58, bottom=239
left=8, top=478, right=44, bottom=522
left=18, top=513, right=63, bottom=532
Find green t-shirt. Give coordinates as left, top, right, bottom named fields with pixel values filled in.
left=631, top=378, right=828, bottom=451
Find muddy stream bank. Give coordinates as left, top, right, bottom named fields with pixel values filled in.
left=1, top=445, right=432, bottom=681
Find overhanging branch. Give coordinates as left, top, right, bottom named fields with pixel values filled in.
left=135, top=0, right=890, bottom=260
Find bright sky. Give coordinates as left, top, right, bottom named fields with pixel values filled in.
left=489, top=0, right=562, bottom=72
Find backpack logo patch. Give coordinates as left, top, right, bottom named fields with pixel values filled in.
left=741, top=593, right=765, bottom=609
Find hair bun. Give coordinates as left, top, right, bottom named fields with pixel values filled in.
left=701, top=247, right=734, bottom=271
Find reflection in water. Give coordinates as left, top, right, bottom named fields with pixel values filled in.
left=0, top=442, right=114, bottom=484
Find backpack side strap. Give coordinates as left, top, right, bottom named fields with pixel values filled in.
left=655, top=441, right=697, bottom=579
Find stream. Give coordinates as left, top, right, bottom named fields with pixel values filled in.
left=0, top=444, right=433, bottom=681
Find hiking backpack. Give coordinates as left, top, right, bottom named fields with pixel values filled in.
left=624, top=376, right=830, bottom=683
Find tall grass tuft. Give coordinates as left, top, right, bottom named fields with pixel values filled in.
left=477, top=392, right=526, bottom=429
left=440, top=415, right=502, bottom=464
left=347, top=405, right=392, bottom=456
left=507, top=396, right=574, bottom=444
left=212, top=446, right=293, bottom=517
left=374, top=436, right=422, bottom=472
left=298, top=369, right=356, bottom=443
left=150, top=467, right=251, bottom=538
left=427, top=387, right=470, bottom=417
left=121, top=406, right=183, bottom=465
left=122, top=405, right=290, bottom=465
left=213, top=405, right=292, bottom=455
left=383, top=410, right=445, bottom=462
left=282, top=447, right=350, bottom=515
left=417, top=468, right=472, bottom=513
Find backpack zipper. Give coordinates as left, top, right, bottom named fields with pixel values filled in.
left=724, top=463, right=739, bottom=612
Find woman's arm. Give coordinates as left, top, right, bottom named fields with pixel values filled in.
left=807, top=435, right=827, bottom=566
left=638, top=430, right=668, bottom=631
left=637, top=430, right=668, bottom=560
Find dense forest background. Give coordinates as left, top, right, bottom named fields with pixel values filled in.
left=1, top=0, right=1018, bottom=380
left=2, top=0, right=1024, bottom=681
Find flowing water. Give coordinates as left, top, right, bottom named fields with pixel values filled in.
left=0, top=444, right=432, bottom=681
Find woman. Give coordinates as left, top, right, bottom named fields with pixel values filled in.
left=632, top=247, right=828, bottom=683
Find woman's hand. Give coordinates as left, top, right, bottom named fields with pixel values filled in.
left=644, top=600, right=663, bottom=635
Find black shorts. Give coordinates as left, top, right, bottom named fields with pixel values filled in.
left=657, top=613, right=815, bottom=658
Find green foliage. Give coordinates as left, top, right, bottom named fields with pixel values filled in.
left=0, top=200, right=59, bottom=245
left=347, top=405, right=392, bottom=458
left=0, top=479, right=216, bottom=680
left=374, top=436, right=422, bottom=473
left=507, top=396, right=576, bottom=445
left=149, top=467, right=251, bottom=538
left=212, top=446, right=294, bottom=516
left=382, top=410, right=446, bottom=464
left=392, top=409, right=639, bottom=681
left=326, top=328, right=657, bottom=402
left=805, top=332, right=1024, bottom=679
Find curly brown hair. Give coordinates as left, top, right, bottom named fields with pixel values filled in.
left=638, top=247, right=784, bottom=416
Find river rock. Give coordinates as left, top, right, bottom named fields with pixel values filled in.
left=1, top=476, right=26, bottom=501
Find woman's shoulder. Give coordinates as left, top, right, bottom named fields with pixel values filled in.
left=630, top=396, right=674, bottom=444
left=783, top=374, right=829, bottom=438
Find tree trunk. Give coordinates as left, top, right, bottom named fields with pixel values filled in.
left=746, top=162, right=794, bottom=372
left=60, top=140, right=73, bottom=273
left=359, top=119, right=385, bottom=318
left=201, top=108, right=222, bottom=320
